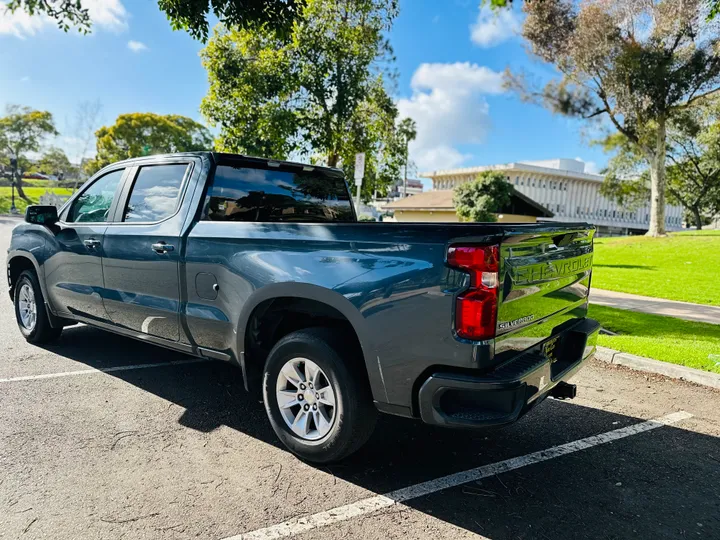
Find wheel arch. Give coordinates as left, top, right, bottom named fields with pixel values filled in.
left=236, top=283, right=386, bottom=402
left=7, top=251, right=61, bottom=327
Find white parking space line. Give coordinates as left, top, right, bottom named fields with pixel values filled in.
left=226, top=411, right=693, bottom=540
left=0, top=358, right=208, bottom=383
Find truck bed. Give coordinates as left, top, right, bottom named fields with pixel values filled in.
left=184, top=219, right=595, bottom=414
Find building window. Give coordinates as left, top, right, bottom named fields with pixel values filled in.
left=515, top=176, right=519, bottom=185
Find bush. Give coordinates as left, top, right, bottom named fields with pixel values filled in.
left=453, top=171, right=513, bottom=222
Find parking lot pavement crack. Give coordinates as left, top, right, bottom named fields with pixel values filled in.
left=99, top=511, right=160, bottom=524
left=110, top=431, right=140, bottom=450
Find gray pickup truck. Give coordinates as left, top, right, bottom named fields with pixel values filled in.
left=7, top=152, right=599, bottom=462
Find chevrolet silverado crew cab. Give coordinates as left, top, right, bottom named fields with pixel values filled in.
left=7, top=152, right=599, bottom=462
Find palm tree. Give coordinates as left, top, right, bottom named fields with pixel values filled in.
left=397, top=118, right=417, bottom=198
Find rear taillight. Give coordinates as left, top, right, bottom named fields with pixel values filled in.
left=447, top=245, right=499, bottom=341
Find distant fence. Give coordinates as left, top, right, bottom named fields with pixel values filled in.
left=38, top=191, right=70, bottom=208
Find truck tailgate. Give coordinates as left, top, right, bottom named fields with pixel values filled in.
left=494, top=225, right=594, bottom=358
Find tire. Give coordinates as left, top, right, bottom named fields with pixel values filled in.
left=262, top=328, right=377, bottom=463
left=14, top=270, right=63, bottom=344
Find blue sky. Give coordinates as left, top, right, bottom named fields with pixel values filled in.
left=0, top=0, right=608, bottom=185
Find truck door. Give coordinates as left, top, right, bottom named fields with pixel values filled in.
left=45, top=167, right=127, bottom=322
left=101, top=162, right=191, bottom=341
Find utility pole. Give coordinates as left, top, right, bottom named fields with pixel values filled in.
left=9, top=153, right=18, bottom=214
left=354, top=153, right=365, bottom=213
left=403, top=136, right=408, bottom=198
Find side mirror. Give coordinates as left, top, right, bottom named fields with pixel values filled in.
left=25, top=205, right=59, bottom=226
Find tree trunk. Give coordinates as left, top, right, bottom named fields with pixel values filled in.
left=14, top=177, right=31, bottom=202
left=646, top=119, right=667, bottom=237
left=328, top=152, right=339, bottom=168
left=692, top=206, right=703, bottom=230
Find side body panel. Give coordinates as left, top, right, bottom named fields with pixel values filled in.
left=182, top=221, right=593, bottom=410
left=43, top=224, right=110, bottom=321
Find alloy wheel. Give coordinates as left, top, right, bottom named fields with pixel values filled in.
left=275, top=357, right=337, bottom=441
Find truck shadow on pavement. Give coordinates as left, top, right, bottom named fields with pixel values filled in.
left=43, top=325, right=720, bottom=540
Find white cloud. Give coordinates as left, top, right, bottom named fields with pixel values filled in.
left=397, top=62, right=504, bottom=172
left=585, top=161, right=600, bottom=174
left=20, top=76, right=30, bottom=82
left=0, top=0, right=128, bottom=38
left=470, top=4, right=521, bottom=48
left=0, top=3, right=52, bottom=38
left=127, top=40, right=147, bottom=52
left=575, top=157, right=600, bottom=175
left=86, top=0, right=128, bottom=32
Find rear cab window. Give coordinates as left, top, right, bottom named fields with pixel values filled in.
left=123, top=164, right=189, bottom=223
left=203, top=160, right=354, bottom=223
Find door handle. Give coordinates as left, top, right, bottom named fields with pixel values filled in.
left=152, top=242, right=175, bottom=254
left=83, top=238, right=101, bottom=249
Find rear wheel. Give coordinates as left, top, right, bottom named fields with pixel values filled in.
left=14, top=270, right=62, bottom=344
left=262, top=328, right=377, bottom=463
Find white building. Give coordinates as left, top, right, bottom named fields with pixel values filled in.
left=422, top=158, right=684, bottom=235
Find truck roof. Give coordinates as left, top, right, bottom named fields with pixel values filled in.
left=112, top=151, right=344, bottom=175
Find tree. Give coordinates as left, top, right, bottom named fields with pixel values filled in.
left=84, top=113, right=213, bottom=174
left=453, top=171, right=514, bottom=222
left=601, top=104, right=720, bottom=229
left=506, top=0, right=720, bottom=236
left=397, top=117, right=416, bottom=198
left=200, top=0, right=405, bottom=199
left=70, top=100, right=103, bottom=188
left=0, top=105, right=58, bottom=201
left=31, top=147, right=76, bottom=179
left=6, top=0, right=302, bottom=40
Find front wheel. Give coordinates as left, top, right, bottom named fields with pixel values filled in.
left=14, top=270, right=62, bottom=344
left=262, top=328, right=377, bottom=463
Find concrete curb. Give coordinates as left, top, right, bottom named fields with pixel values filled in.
left=595, top=345, right=720, bottom=390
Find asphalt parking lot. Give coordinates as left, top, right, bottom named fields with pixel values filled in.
left=1, top=215, right=719, bottom=540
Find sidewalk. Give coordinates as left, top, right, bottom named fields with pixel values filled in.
left=590, top=288, right=720, bottom=325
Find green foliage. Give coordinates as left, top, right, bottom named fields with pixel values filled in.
left=30, top=147, right=77, bottom=178
left=7, top=0, right=302, bottom=39
left=593, top=232, right=720, bottom=305
left=159, top=0, right=303, bottom=41
left=0, top=105, right=58, bottom=158
left=590, top=304, right=720, bottom=373
left=599, top=102, right=720, bottom=228
left=453, top=171, right=513, bottom=222
left=6, top=0, right=90, bottom=33
left=0, top=187, right=72, bottom=215
left=200, top=0, right=405, bottom=199
left=0, top=105, right=59, bottom=201
left=510, top=0, right=720, bottom=236
left=84, top=113, right=213, bottom=175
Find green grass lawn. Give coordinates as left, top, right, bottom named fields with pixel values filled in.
left=0, top=186, right=73, bottom=215
left=593, top=230, right=720, bottom=306
left=589, top=304, right=720, bottom=374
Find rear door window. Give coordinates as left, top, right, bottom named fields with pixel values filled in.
left=203, top=163, right=354, bottom=223
left=123, top=164, right=188, bottom=223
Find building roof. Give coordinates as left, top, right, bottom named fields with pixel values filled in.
left=421, top=159, right=603, bottom=183
left=384, top=190, right=455, bottom=210
left=384, top=189, right=554, bottom=218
